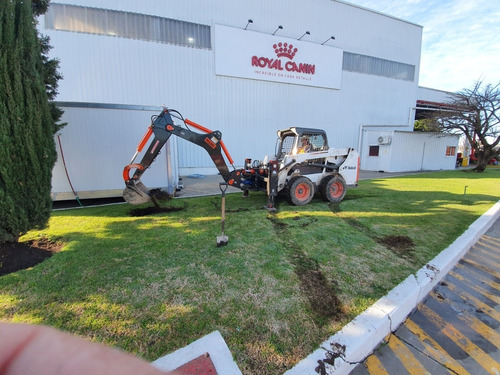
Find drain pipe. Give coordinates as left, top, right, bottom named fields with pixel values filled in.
left=56, top=134, right=83, bottom=207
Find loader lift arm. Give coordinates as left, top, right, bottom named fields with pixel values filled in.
left=123, top=108, right=243, bottom=205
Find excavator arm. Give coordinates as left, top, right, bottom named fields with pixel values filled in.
left=123, top=108, right=242, bottom=204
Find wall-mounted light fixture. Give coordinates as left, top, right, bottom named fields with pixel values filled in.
left=298, top=31, right=310, bottom=40
left=321, top=36, right=336, bottom=45
left=244, top=19, right=253, bottom=30
left=272, top=25, right=283, bottom=35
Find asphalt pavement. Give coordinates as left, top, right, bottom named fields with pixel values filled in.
left=351, top=217, right=500, bottom=375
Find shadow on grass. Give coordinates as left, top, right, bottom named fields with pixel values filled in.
left=2, top=169, right=497, bottom=374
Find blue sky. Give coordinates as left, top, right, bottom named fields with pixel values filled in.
left=346, top=0, right=500, bottom=93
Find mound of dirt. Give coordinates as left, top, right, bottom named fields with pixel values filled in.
left=0, top=238, right=62, bottom=276
left=378, top=235, right=415, bottom=258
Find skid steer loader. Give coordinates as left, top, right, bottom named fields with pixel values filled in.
left=123, top=108, right=359, bottom=211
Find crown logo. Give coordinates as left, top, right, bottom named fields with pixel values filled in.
left=273, top=42, right=298, bottom=60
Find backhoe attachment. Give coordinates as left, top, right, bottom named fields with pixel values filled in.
left=123, top=109, right=241, bottom=204
left=123, top=180, right=152, bottom=205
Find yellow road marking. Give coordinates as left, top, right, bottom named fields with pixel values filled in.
left=475, top=240, right=500, bottom=259
left=453, top=303, right=500, bottom=348
left=419, top=304, right=500, bottom=374
left=449, top=271, right=500, bottom=305
left=468, top=245, right=500, bottom=268
left=481, top=235, right=500, bottom=246
left=452, top=265, right=500, bottom=292
left=456, top=257, right=500, bottom=286
left=387, top=334, right=430, bottom=374
left=445, top=280, right=500, bottom=322
left=366, top=354, right=389, bottom=375
left=405, top=319, right=469, bottom=374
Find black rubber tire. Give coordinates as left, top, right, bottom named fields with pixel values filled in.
left=286, top=176, right=314, bottom=206
left=320, top=175, right=346, bottom=203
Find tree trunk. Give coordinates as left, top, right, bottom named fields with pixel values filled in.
left=474, top=161, right=487, bottom=172
left=474, top=149, right=490, bottom=172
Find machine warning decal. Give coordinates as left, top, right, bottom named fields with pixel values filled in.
left=204, top=137, right=217, bottom=149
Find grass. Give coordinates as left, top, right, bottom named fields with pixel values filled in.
left=1, top=168, right=499, bottom=374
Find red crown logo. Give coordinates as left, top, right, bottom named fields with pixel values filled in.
left=273, top=42, right=298, bottom=60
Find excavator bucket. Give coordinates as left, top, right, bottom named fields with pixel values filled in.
left=123, top=181, right=152, bottom=205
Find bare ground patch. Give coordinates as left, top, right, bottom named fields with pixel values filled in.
left=0, top=238, right=63, bottom=276
left=377, top=235, right=415, bottom=258
left=267, top=215, right=342, bottom=320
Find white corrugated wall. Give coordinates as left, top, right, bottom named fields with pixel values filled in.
left=417, top=86, right=453, bottom=104
left=52, top=106, right=178, bottom=200
left=39, top=0, right=423, bottom=195
left=361, top=130, right=459, bottom=172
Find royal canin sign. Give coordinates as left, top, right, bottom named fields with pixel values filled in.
left=215, top=25, right=342, bottom=90
left=251, top=43, right=316, bottom=75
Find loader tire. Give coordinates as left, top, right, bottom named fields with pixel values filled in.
left=287, top=176, right=314, bottom=206
left=320, top=175, right=346, bottom=203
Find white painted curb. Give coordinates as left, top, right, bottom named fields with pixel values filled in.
left=152, top=330, right=242, bottom=375
left=285, top=200, right=500, bottom=375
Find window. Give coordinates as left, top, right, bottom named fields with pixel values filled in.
left=369, top=145, right=380, bottom=156
left=446, top=146, right=456, bottom=156
left=304, top=133, right=326, bottom=151
left=279, top=135, right=295, bottom=156
left=45, top=3, right=211, bottom=49
left=343, top=52, right=415, bottom=82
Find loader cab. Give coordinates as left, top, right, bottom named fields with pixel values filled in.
left=276, top=127, right=329, bottom=158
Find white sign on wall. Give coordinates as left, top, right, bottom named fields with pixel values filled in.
left=215, top=25, right=343, bottom=90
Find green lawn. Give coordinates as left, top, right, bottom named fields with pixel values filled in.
left=1, top=169, right=499, bottom=374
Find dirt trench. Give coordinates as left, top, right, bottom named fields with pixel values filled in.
left=267, top=215, right=342, bottom=320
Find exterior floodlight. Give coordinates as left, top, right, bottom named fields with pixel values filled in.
left=244, top=19, right=253, bottom=30
left=272, top=25, right=283, bottom=35
left=321, top=36, right=336, bottom=45
left=298, top=31, right=310, bottom=40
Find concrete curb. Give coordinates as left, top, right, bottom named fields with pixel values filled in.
left=151, top=330, right=242, bottom=375
left=284, top=200, right=500, bottom=375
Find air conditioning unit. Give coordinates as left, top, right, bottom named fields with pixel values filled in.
left=377, top=135, right=392, bottom=145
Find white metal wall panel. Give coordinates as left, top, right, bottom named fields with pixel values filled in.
left=390, top=132, right=458, bottom=172
left=52, top=106, right=178, bottom=200
left=361, top=131, right=459, bottom=172
left=417, top=86, right=453, bottom=103
left=388, top=132, right=427, bottom=172
left=40, top=0, right=424, bottom=185
left=54, top=0, right=422, bottom=62
left=418, top=133, right=459, bottom=171
left=360, top=131, right=393, bottom=171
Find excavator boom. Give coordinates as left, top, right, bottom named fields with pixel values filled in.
left=123, top=109, right=241, bottom=204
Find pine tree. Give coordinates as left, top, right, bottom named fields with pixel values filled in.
left=0, top=0, right=57, bottom=243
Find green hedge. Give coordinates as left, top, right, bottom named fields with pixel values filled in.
left=0, top=0, right=57, bottom=243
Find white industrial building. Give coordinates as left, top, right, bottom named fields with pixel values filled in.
left=38, top=0, right=459, bottom=200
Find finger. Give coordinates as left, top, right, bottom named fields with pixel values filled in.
left=0, top=322, right=179, bottom=375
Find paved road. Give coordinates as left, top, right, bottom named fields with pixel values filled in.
left=351, top=217, right=500, bottom=375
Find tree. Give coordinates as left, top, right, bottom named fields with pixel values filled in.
left=414, top=118, right=438, bottom=132
left=32, top=0, right=64, bottom=128
left=0, top=0, right=61, bottom=243
left=431, top=80, right=500, bottom=172
left=32, top=0, right=50, bottom=17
